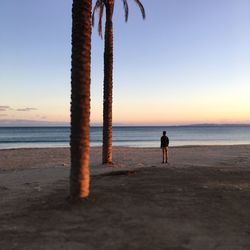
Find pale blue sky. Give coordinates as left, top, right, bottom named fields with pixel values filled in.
left=0, top=0, right=250, bottom=125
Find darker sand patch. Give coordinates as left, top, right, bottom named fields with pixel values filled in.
left=0, top=166, right=250, bottom=250
left=100, top=170, right=138, bottom=176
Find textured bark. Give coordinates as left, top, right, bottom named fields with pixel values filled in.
left=70, top=0, right=92, bottom=199
left=102, top=2, right=114, bottom=164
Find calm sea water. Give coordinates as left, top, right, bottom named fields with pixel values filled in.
left=0, top=126, right=250, bottom=149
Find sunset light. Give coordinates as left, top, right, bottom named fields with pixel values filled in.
left=1, top=0, right=249, bottom=126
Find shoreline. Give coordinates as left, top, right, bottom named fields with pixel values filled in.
left=1, top=143, right=250, bottom=150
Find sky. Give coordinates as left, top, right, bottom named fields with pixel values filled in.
left=0, top=0, right=250, bottom=126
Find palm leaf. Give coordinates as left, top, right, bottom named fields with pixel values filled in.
left=122, top=0, right=129, bottom=22
left=92, top=0, right=105, bottom=38
left=133, top=0, right=146, bottom=19
left=98, top=4, right=104, bottom=38
left=92, top=0, right=103, bottom=26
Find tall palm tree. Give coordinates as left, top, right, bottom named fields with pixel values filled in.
left=93, top=0, right=145, bottom=164
left=70, top=0, right=92, bottom=199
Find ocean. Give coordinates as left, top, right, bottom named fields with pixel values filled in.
left=0, top=125, right=250, bottom=149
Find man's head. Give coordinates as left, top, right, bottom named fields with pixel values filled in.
left=163, top=131, right=166, bottom=136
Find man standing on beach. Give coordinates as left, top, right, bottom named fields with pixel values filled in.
left=161, top=131, right=169, bottom=164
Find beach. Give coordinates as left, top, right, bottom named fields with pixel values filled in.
left=0, top=145, right=250, bottom=249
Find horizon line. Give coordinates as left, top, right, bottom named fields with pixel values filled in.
left=1, top=123, right=250, bottom=128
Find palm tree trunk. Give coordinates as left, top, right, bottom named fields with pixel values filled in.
left=102, top=3, right=114, bottom=165
left=70, top=0, right=92, bottom=199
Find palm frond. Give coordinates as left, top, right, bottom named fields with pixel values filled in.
left=92, top=0, right=105, bottom=38
left=133, top=0, right=146, bottom=19
left=122, top=0, right=129, bottom=22
left=92, top=0, right=103, bottom=27
left=98, top=4, right=104, bottom=39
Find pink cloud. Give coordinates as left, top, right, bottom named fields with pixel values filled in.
left=0, top=106, right=11, bottom=112
left=16, top=107, right=37, bottom=112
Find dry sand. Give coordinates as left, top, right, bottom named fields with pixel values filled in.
left=0, top=146, right=250, bottom=249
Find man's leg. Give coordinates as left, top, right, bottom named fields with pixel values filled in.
left=165, top=147, right=169, bottom=163
left=162, top=148, right=165, bottom=163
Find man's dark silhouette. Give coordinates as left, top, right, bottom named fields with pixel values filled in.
left=160, top=131, right=169, bottom=163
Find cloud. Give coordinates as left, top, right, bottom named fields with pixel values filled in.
left=0, top=114, right=8, bottom=117
left=16, top=108, right=37, bottom=112
left=0, top=106, right=38, bottom=112
left=0, top=119, right=69, bottom=126
left=0, top=106, right=11, bottom=112
left=36, top=115, right=47, bottom=119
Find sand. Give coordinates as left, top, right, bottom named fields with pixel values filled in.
left=0, top=145, right=250, bottom=249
